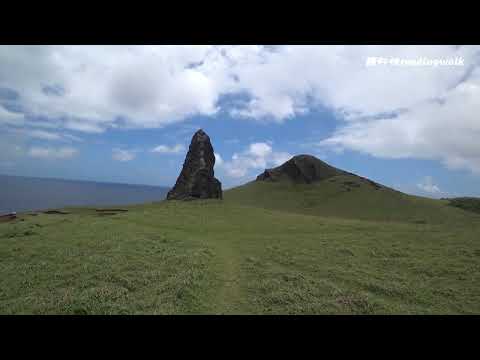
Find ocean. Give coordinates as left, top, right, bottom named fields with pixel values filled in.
left=0, top=174, right=169, bottom=214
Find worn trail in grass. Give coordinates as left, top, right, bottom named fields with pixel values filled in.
left=209, top=238, right=245, bottom=314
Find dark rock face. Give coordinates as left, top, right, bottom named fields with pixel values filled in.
left=167, top=129, right=222, bottom=200
left=256, top=154, right=386, bottom=191
left=256, top=154, right=346, bottom=184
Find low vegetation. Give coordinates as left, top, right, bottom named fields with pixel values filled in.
left=1, top=179, right=479, bottom=314
left=446, top=197, right=480, bottom=215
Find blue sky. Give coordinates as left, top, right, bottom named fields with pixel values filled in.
left=1, top=45, right=479, bottom=197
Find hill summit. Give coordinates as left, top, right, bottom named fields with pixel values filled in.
left=256, top=154, right=347, bottom=184
left=255, top=154, right=385, bottom=190
left=167, top=129, right=222, bottom=200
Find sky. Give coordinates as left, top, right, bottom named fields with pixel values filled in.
left=1, top=45, right=479, bottom=197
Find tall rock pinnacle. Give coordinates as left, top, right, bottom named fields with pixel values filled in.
left=167, top=129, right=222, bottom=200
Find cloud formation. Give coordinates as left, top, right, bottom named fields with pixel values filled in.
left=1, top=45, right=480, bottom=174
left=151, top=144, right=185, bottom=154
left=6, top=128, right=82, bottom=142
left=112, top=148, right=136, bottom=162
left=221, top=142, right=292, bottom=178
left=214, top=152, right=223, bottom=167
left=3, top=45, right=475, bottom=128
left=321, top=68, right=480, bottom=174
left=0, top=105, right=25, bottom=126
left=417, top=176, right=441, bottom=195
left=28, top=146, right=78, bottom=159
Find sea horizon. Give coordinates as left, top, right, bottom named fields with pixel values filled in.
left=0, top=174, right=170, bottom=214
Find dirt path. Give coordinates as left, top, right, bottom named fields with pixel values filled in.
left=209, top=240, right=247, bottom=314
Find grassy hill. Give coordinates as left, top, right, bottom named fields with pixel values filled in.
left=1, top=155, right=479, bottom=314
left=447, top=197, right=480, bottom=215
left=1, top=194, right=479, bottom=314
left=224, top=175, right=476, bottom=224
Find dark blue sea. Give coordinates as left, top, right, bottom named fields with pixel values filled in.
left=0, top=174, right=169, bottom=214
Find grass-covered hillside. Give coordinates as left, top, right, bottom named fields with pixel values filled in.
left=1, top=192, right=479, bottom=314
left=224, top=175, right=474, bottom=224
left=447, top=197, right=480, bottom=215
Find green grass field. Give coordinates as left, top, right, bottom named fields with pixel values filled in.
left=1, top=175, right=480, bottom=314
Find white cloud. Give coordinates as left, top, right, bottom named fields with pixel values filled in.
left=214, top=152, right=223, bottom=167
left=248, top=143, right=272, bottom=157
left=0, top=105, right=25, bottom=125
left=222, top=142, right=292, bottom=178
left=28, top=146, right=78, bottom=159
left=320, top=69, right=480, bottom=174
left=6, top=128, right=82, bottom=142
left=151, top=144, right=185, bottom=154
left=221, top=45, right=478, bottom=121
left=417, top=176, right=441, bottom=194
left=0, top=45, right=220, bottom=133
left=112, top=148, right=136, bottom=162
left=8, top=45, right=473, bottom=130
left=25, top=129, right=63, bottom=141
left=62, top=133, right=83, bottom=142
left=2, top=45, right=480, bottom=175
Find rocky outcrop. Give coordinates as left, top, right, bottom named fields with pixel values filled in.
left=167, top=129, right=222, bottom=200
left=256, top=154, right=346, bottom=184
left=256, top=154, right=386, bottom=190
